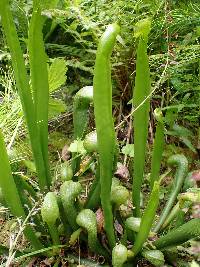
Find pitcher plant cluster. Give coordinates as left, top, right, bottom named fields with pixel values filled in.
left=0, top=1, right=199, bottom=266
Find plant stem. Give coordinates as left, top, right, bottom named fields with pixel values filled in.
left=154, top=154, right=188, bottom=232
left=150, top=109, right=165, bottom=190
left=48, top=224, right=60, bottom=245
left=132, top=19, right=151, bottom=216
left=85, top=162, right=101, bottom=209
left=132, top=181, right=160, bottom=256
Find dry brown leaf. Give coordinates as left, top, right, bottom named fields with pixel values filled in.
left=96, top=208, right=104, bottom=233
left=115, top=163, right=130, bottom=181
left=61, top=144, right=71, bottom=161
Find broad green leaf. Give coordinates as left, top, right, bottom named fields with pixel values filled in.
left=48, top=58, right=67, bottom=92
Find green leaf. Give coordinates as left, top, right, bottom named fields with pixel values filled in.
left=142, top=250, right=165, bottom=267
left=122, top=144, right=134, bottom=157
left=166, top=124, right=196, bottom=153
left=181, top=137, right=196, bottom=153
left=48, top=97, right=66, bottom=118
left=172, top=124, right=193, bottom=137
left=133, top=181, right=160, bottom=256
left=68, top=140, right=86, bottom=154
left=48, top=58, right=67, bottom=92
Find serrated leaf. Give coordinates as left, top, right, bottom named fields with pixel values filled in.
left=122, top=144, right=134, bottom=157
left=48, top=58, right=67, bottom=92
left=68, top=140, right=86, bottom=154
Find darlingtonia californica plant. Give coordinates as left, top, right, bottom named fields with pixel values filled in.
left=0, top=3, right=200, bottom=265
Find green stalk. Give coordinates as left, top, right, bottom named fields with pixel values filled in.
left=154, top=154, right=188, bottom=233
left=132, top=19, right=151, bottom=216
left=48, top=224, right=60, bottom=246
left=150, top=109, right=165, bottom=190
left=132, top=181, right=160, bottom=257
left=0, top=130, right=43, bottom=250
left=28, top=0, right=51, bottom=187
left=13, top=176, right=32, bottom=212
left=162, top=191, right=200, bottom=230
left=161, top=202, right=181, bottom=230
left=154, top=218, right=200, bottom=249
left=0, top=0, right=48, bottom=191
left=93, top=23, right=120, bottom=249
